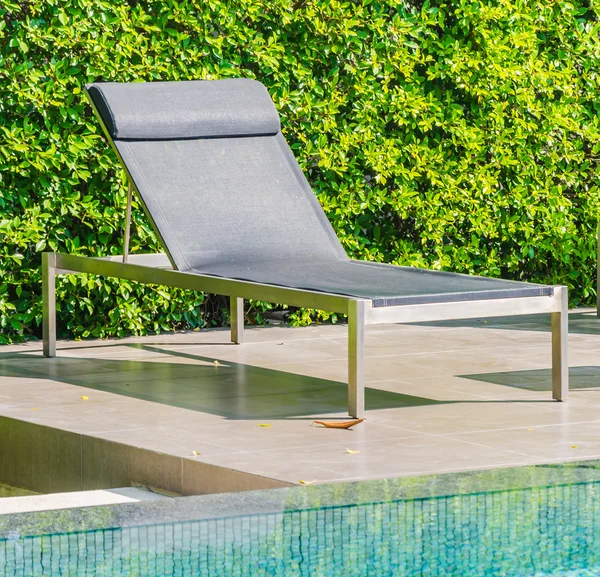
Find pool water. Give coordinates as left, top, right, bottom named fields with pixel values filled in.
left=2, top=471, right=600, bottom=576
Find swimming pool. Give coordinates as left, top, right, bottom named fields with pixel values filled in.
left=3, top=462, right=600, bottom=576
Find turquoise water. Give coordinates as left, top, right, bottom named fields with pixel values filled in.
left=3, top=479, right=600, bottom=576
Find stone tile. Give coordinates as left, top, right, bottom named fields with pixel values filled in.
left=383, top=374, right=556, bottom=401
left=81, top=436, right=183, bottom=494
left=18, top=359, right=119, bottom=378
left=365, top=378, right=507, bottom=402
left=263, top=347, right=547, bottom=384
left=182, top=459, right=290, bottom=495
left=1, top=311, right=600, bottom=489
left=238, top=435, right=538, bottom=483
left=0, top=417, right=81, bottom=493
left=23, top=400, right=222, bottom=434
left=165, top=418, right=416, bottom=454
left=0, top=380, right=133, bottom=408
left=192, top=451, right=352, bottom=485
left=449, top=421, right=600, bottom=462
left=367, top=398, right=576, bottom=436
left=92, top=427, right=244, bottom=458
left=458, top=365, right=600, bottom=395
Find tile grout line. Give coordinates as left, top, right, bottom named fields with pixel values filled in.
left=373, top=418, right=600, bottom=439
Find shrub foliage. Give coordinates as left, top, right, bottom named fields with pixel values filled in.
left=1, top=0, right=599, bottom=343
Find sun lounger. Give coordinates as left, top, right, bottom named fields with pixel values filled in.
left=42, top=79, right=569, bottom=417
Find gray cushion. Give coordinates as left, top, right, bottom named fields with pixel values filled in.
left=86, top=79, right=280, bottom=140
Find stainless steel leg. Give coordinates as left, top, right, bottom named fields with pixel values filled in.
left=230, top=297, right=244, bottom=344
left=348, top=299, right=365, bottom=418
left=42, top=252, right=56, bottom=358
left=551, top=286, right=568, bottom=401
left=123, top=180, right=133, bottom=263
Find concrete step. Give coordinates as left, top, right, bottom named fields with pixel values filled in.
left=0, top=487, right=167, bottom=515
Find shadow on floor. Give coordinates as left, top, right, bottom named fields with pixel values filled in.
left=417, top=311, right=600, bottom=336
left=460, top=366, right=600, bottom=392
left=0, top=345, right=446, bottom=419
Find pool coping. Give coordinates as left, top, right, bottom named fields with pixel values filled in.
left=3, top=459, right=600, bottom=539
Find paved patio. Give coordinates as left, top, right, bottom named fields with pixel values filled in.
left=1, top=309, right=600, bottom=491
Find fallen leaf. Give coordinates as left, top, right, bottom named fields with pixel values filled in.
left=31, top=408, right=38, bottom=411
left=81, top=396, right=89, bottom=401
left=277, top=342, right=284, bottom=345
left=528, top=428, right=534, bottom=431
left=258, top=423, right=271, bottom=428
left=213, top=360, right=221, bottom=366
left=572, top=445, right=578, bottom=449
left=192, top=451, right=201, bottom=457
left=299, top=479, right=316, bottom=485
left=312, top=418, right=365, bottom=430
left=345, top=448, right=361, bottom=454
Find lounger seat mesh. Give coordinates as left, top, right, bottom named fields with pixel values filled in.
left=87, top=79, right=553, bottom=307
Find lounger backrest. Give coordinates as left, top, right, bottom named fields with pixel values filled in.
left=86, top=79, right=347, bottom=273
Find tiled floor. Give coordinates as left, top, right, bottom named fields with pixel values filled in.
left=1, top=310, right=600, bottom=486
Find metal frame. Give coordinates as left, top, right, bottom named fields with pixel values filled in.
left=42, top=250, right=570, bottom=416
left=48, top=86, right=567, bottom=417
left=122, top=181, right=133, bottom=264
left=84, top=87, right=178, bottom=270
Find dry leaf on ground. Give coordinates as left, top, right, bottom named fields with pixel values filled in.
left=312, top=418, right=365, bottom=430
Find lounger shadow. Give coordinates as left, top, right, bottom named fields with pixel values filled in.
left=42, top=78, right=569, bottom=417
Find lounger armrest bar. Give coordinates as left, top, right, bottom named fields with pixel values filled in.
left=53, top=253, right=352, bottom=314
left=84, top=89, right=179, bottom=271
left=53, top=253, right=565, bottom=322
left=365, top=291, right=564, bottom=325
left=95, top=253, right=174, bottom=269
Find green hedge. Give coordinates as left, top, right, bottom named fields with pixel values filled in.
left=1, top=0, right=599, bottom=344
